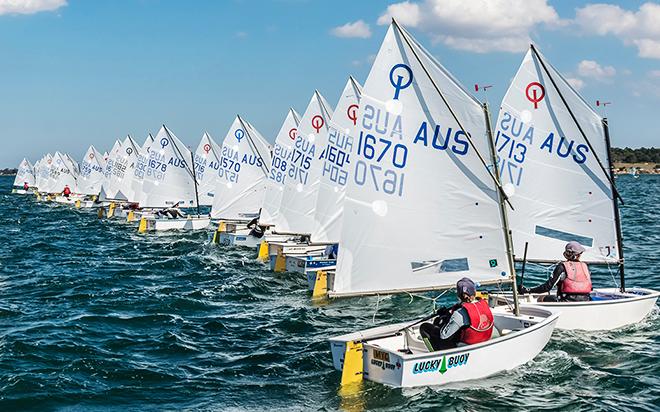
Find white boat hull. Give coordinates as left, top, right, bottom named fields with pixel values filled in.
left=330, top=305, right=559, bottom=388
left=282, top=256, right=337, bottom=290
left=140, top=216, right=211, bottom=232
left=267, top=241, right=329, bottom=271
left=496, top=287, right=660, bottom=330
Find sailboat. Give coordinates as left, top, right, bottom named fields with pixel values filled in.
left=258, top=90, right=335, bottom=269
left=51, top=152, right=82, bottom=205
left=194, top=132, right=222, bottom=206
left=326, top=20, right=558, bottom=388
left=210, top=115, right=272, bottom=244
left=280, top=77, right=364, bottom=283
left=492, top=45, right=659, bottom=330
left=126, top=133, right=155, bottom=219
left=11, top=158, right=36, bottom=194
left=67, top=145, right=106, bottom=208
left=35, top=153, right=53, bottom=199
left=217, top=108, right=303, bottom=248
left=107, top=135, right=143, bottom=218
left=137, top=125, right=210, bottom=232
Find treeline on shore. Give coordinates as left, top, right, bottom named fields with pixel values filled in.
left=0, top=168, right=17, bottom=175
left=611, top=147, right=660, bottom=164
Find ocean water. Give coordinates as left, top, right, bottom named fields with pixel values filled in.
left=0, top=174, right=658, bottom=411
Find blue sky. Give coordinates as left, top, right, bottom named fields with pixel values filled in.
left=1, top=0, right=658, bottom=167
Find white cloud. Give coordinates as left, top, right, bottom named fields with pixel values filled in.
left=330, top=20, right=372, bottom=39
left=566, top=77, right=585, bottom=90
left=235, top=31, right=248, bottom=39
left=649, top=70, right=660, bottom=78
left=377, top=1, right=421, bottom=27
left=575, top=3, right=660, bottom=59
left=376, top=0, right=562, bottom=53
left=577, top=60, right=616, bottom=81
left=0, top=0, right=66, bottom=15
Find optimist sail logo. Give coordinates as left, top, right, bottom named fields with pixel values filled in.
left=526, top=82, right=545, bottom=109
left=288, top=128, right=298, bottom=140
left=203, top=143, right=211, bottom=153
left=389, top=64, right=413, bottom=100
left=235, top=129, right=245, bottom=142
left=160, top=138, right=169, bottom=149
left=311, top=115, right=324, bottom=133
left=347, top=104, right=358, bottom=125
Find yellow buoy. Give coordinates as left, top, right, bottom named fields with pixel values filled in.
left=138, top=217, right=148, bottom=233
left=340, top=341, right=364, bottom=386
left=257, top=240, right=269, bottom=262
left=312, top=270, right=328, bottom=298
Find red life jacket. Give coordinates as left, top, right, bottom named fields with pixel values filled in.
left=459, top=299, right=494, bottom=345
left=23, top=183, right=29, bottom=190
left=560, top=261, right=592, bottom=294
left=63, top=187, right=71, bottom=195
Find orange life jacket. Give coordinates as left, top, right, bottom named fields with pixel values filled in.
left=560, top=261, right=592, bottom=294
left=459, top=299, right=494, bottom=345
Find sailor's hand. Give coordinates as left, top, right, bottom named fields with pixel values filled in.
left=435, top=306, right=450, bottom=317
left=517, top=285, right=530, bottom=294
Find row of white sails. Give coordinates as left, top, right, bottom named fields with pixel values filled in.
left=11, top=20, right=659, bottom=389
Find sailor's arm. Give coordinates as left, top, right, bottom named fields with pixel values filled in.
left=526, top=264, right=565, bottom=294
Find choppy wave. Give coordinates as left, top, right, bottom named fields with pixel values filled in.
left=0, top=175, right=658, bottom=411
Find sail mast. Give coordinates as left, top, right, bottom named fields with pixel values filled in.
left=484, top=102, right=520, bottom=315
left=190, top=147, right=200, bottom=216
left=602, top=118, right=625, bottom=291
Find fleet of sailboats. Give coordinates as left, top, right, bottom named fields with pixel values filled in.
left=9, top=19, right=658, bottom=389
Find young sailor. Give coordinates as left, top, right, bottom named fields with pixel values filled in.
left=23, top=182, right=29, bottom=191
left=62, top=185, right=71, bottom=197
left=519, top=241, right=593, bottom=302
left=420, top=278, right=494, bottom=351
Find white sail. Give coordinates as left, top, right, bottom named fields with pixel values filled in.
left=210, top=116, right=271, bottom=220
left=194, top=132, right=222, bottom=206
left=78, top=146, right=106, bottom=195
left=259, top=108, right=302, bottom=225
left=49, top=152, right=79, bottom=193
left=37, top=154, right=53, bottom=192
left=131, top=134, right=154, bottom=205
left=13, top=158, right=35, bottom=188
left=330, top=23, right=510, bottom=296
left=142, top=133, right=154, bottom=150
left=110, top=135, right=141, bottom=201
left=312, top=77, right=363, bottom=242
left=274, top=91, right=334, bottom=234
left=100, top=140, right=123, bottom=200
left=140, top=125, right=198, bottom=208
left=494, top=47, right=618, bottom=264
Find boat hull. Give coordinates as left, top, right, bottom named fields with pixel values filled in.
left=140, top=216, right=211, bottom=232
left=330, top=305, right=559, bottom=388
left=496, top=287, right=660, bottom=330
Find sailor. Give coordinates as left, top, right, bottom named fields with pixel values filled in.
left=23, top=182, right=29, bottom=191
left=62, top=185, right=71, bottom=197
left=518, top=241, right=592, bottom=302
left=420, top=277, right=494, bottom=351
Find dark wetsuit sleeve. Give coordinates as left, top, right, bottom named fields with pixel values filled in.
left=528, top=264, right=565, bottom=294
